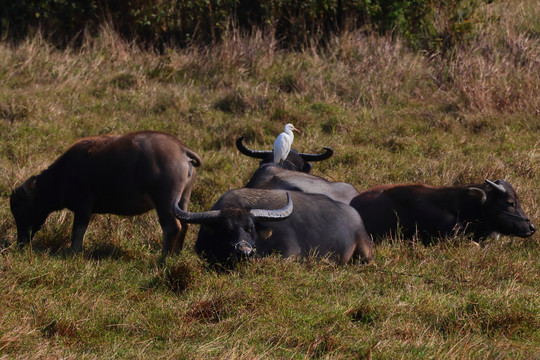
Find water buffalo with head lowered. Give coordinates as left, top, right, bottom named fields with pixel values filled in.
left=10, top=131, right=201, bottom=257
left=245, top=164, right=360, bottom=204
left=349, top=179, right=536, bottom=243
left=236, top=136, right=333, bottom=173
left=174, top=188, right=373, bottom=265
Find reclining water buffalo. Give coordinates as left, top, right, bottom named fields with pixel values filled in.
left=245, top=164, right=360, bottom=204
left=10, top=131, right=201, bottom=257
left=174, top=188, right=373, bottom=265
left=349, top=179, right=536, bottom=243
left=236, top=136, right=333, bottom=173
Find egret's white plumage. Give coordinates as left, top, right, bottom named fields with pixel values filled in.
left=273, top=123, right=300, bottom=166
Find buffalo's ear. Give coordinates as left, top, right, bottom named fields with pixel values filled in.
left=256, top=227, right=273, bottom=241
left=302, top=163, right=313, bottom=173
left=22, top=176, right=37, bottom=198
left=467, top=187, right=487, bottom=204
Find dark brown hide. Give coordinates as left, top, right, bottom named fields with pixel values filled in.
left=350, top=179, right=535, bottom=243
left=10, top=131, right=201, bottom=257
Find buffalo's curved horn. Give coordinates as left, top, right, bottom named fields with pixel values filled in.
left=485, top=179, right=507, bottom=194
left=250, top=192, right=293, bottom=220
left=236, top=136, right=271, bottom=159
left=173, top=197, right=222, bottom=223
left=299, top=147, right=334, bottom=162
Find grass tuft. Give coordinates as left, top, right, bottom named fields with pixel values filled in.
left=184, top=297, right=228, bottom=324
left=213, top=90, right=252, bottom=114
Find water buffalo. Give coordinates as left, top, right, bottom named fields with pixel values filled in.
left=236, top=136, right=333, bottom=173
left=10, top=131, right=201, bottom=257
left=174, top=188, right=373, bottom=265
left=350, top=179, right=536, bottom=243
left=245, top=164, right=360, bottom=204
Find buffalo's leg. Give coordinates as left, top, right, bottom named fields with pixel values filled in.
left=71, top=212, right=90, bottom=253
left=175, top=220, right=189, bottom=253
left=158, top=216, right=182, bottom=257
left=172, top=191, right=194, bottom=253
left=155, top=195, right=182, bottom=257
left=156, top=189, right=192, bottom=258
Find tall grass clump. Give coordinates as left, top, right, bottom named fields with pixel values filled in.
left=0, top=0, right=538, bottom=358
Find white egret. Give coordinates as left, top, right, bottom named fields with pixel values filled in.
left=273, top=123, right=300, bottom=166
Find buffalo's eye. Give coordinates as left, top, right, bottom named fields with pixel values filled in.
left=245, top=224, right=255, bottom=232
left=507, top=201, right=515, bottom=207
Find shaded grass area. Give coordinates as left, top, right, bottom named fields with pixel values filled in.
left=1, top=240, right=539, bottom=358
left=0, top=1, right=539, bottom=357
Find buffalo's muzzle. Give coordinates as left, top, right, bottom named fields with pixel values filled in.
left=235, top=240, right=255, bottom=257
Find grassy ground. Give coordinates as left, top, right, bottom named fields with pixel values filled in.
left=0, top=1, right=539, bottom=358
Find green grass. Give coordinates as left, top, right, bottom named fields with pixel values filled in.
left=0, top=1, right=539, bottom=358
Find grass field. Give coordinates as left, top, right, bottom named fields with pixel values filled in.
left=0, top=1, right=539, bottom=358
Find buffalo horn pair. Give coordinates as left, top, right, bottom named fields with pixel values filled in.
left=174, top=192, right=293, bottom=223
left=236, top=136, right=333, bottom=162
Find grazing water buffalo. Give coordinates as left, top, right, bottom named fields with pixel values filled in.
left=245, top=164, right=360, bottom=204
left=10, top=131, right=201, bottom=257
left=350, top=179, right=536, bottom=243
left=236, top=136, right=333, bottom=173
left=174, top=189, right=373, bottom=265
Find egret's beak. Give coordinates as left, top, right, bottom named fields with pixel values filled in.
left=292, top=126, right=301, bottom=133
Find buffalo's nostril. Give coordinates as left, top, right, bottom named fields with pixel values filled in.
left=530, top=224, right=536, bottom=233
left=240, top=249, right=252, bottom=257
